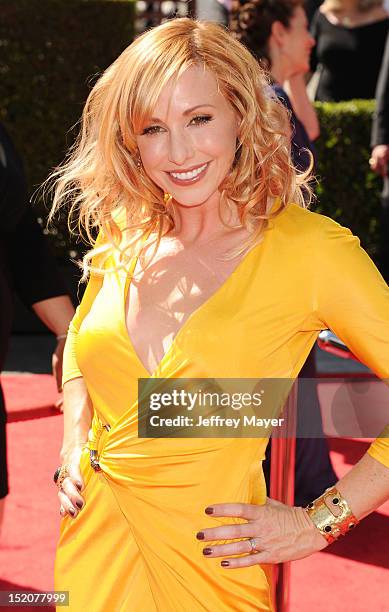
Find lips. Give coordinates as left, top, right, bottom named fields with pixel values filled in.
left=165, top=162, right=210, bottom=186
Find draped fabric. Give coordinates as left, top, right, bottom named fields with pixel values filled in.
left=54, top=204, right=389, bottom=611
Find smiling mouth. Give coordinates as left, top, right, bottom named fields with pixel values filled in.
left=166, top=162, right=210, bottom=184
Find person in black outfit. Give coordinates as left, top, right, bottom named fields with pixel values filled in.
left=305, top=0, right=323, bottom=24
left=310, top=0, right=388, bottom=101
left=370, top=32, right=389, bottom=281
left=0, top=122, right=75, bottom=533
left=230, top=0, right=339, bottom=506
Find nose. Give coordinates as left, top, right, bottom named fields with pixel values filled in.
left=167, top=128, right=195, bottom=166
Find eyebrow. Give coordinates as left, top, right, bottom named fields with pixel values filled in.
left=149, top=104, right=216, bottom=123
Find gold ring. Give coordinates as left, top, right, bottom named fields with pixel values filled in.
left=56, top=464, right=71, bottom=489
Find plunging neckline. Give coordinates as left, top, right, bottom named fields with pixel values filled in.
left=121, top=232, right=264, bottom=378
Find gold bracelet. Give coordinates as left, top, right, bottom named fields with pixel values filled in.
left=305, top=486, right=359, bottom=544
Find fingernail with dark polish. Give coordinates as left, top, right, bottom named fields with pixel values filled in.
left=196, top=532, right=205, bottom=540
left=203, top=548, right=212, bottom=555
left=221, top=560, right=230, bottom=567
left=69, top=508, right=76, bottom=516
left=205, top=507, right=214, bottom=514
left=76, top=482, right=83, bottom=491
left=76, top=500, right=83, bottom=509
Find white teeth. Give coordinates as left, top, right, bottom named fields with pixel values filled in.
left=170, top=163, right=207, bottom=181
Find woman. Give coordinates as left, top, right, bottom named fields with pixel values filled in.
left=230, top=0, right=319, bottom=164
left=52, top=18, right=389, bottom=611
left=230, top=0, right=338, bottom=507
left=310, top=0, right=388, bottom=101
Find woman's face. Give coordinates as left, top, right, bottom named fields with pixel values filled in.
left=281, top=6, right=315, bottom=76
left=135, top=65, right=239, bottom=208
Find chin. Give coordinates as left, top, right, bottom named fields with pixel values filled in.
left=168, top=184, right=220, bottom=208
left=171, top=195, right=213, bottom=208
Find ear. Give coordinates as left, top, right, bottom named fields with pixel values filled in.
left=270, top=20, right=288, bottom=48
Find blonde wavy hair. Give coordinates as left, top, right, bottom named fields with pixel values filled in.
left=47, top=17, right=312, bottom=280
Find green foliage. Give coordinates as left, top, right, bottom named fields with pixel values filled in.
left=313, top=99, right=381, bottom=257
left=0, top=0, right=135, bottom=256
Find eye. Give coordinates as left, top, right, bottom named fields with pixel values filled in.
left=141, top=125, right=164, bottom=136
left=141, top=115, right=213, bottom=135
left=189, top=115, right=213, bottom=126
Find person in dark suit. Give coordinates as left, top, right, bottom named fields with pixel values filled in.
left=0, top=122, right=75, bottom=535
left=370, top=33, right=389, bottom=281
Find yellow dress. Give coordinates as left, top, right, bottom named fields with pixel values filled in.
left=54, top=203, right=389, bottom=611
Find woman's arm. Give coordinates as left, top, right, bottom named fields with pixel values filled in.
left=199, top=216, right=389, bottom=566
left=56, top=235, right=105, bottom=517
left=60, top=377, right=93, bottom=462
left=336, top=452, right=389, bottom=521
left=56, top=297, right=101, bottom=517
left=57, top=301, right=98, bottom=518
left=284, top=74, right=320, bottom=141
left=57, top=377, right=93, bottom=518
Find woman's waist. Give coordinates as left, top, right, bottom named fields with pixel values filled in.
left=86, top=411, right=267, bottom=499
left=87, top=410, right=269, bottom=453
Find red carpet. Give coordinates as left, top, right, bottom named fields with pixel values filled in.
left=0, top=374, right=388, bottom=611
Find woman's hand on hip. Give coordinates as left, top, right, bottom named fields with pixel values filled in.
left=197, top=497, right=328, bottom=567
left=57, top=445, right=86, bottom=519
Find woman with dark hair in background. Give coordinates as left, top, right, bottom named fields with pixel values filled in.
left=230, top=0, right=339, bottom=506
left=310, top=0, right=388, bottom=101
left=230, top=0, right=319, bottom=165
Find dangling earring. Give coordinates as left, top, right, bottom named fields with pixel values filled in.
left=134, top=150, right=143, bottom=171
left=163, top=192, right=173, bottom=205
